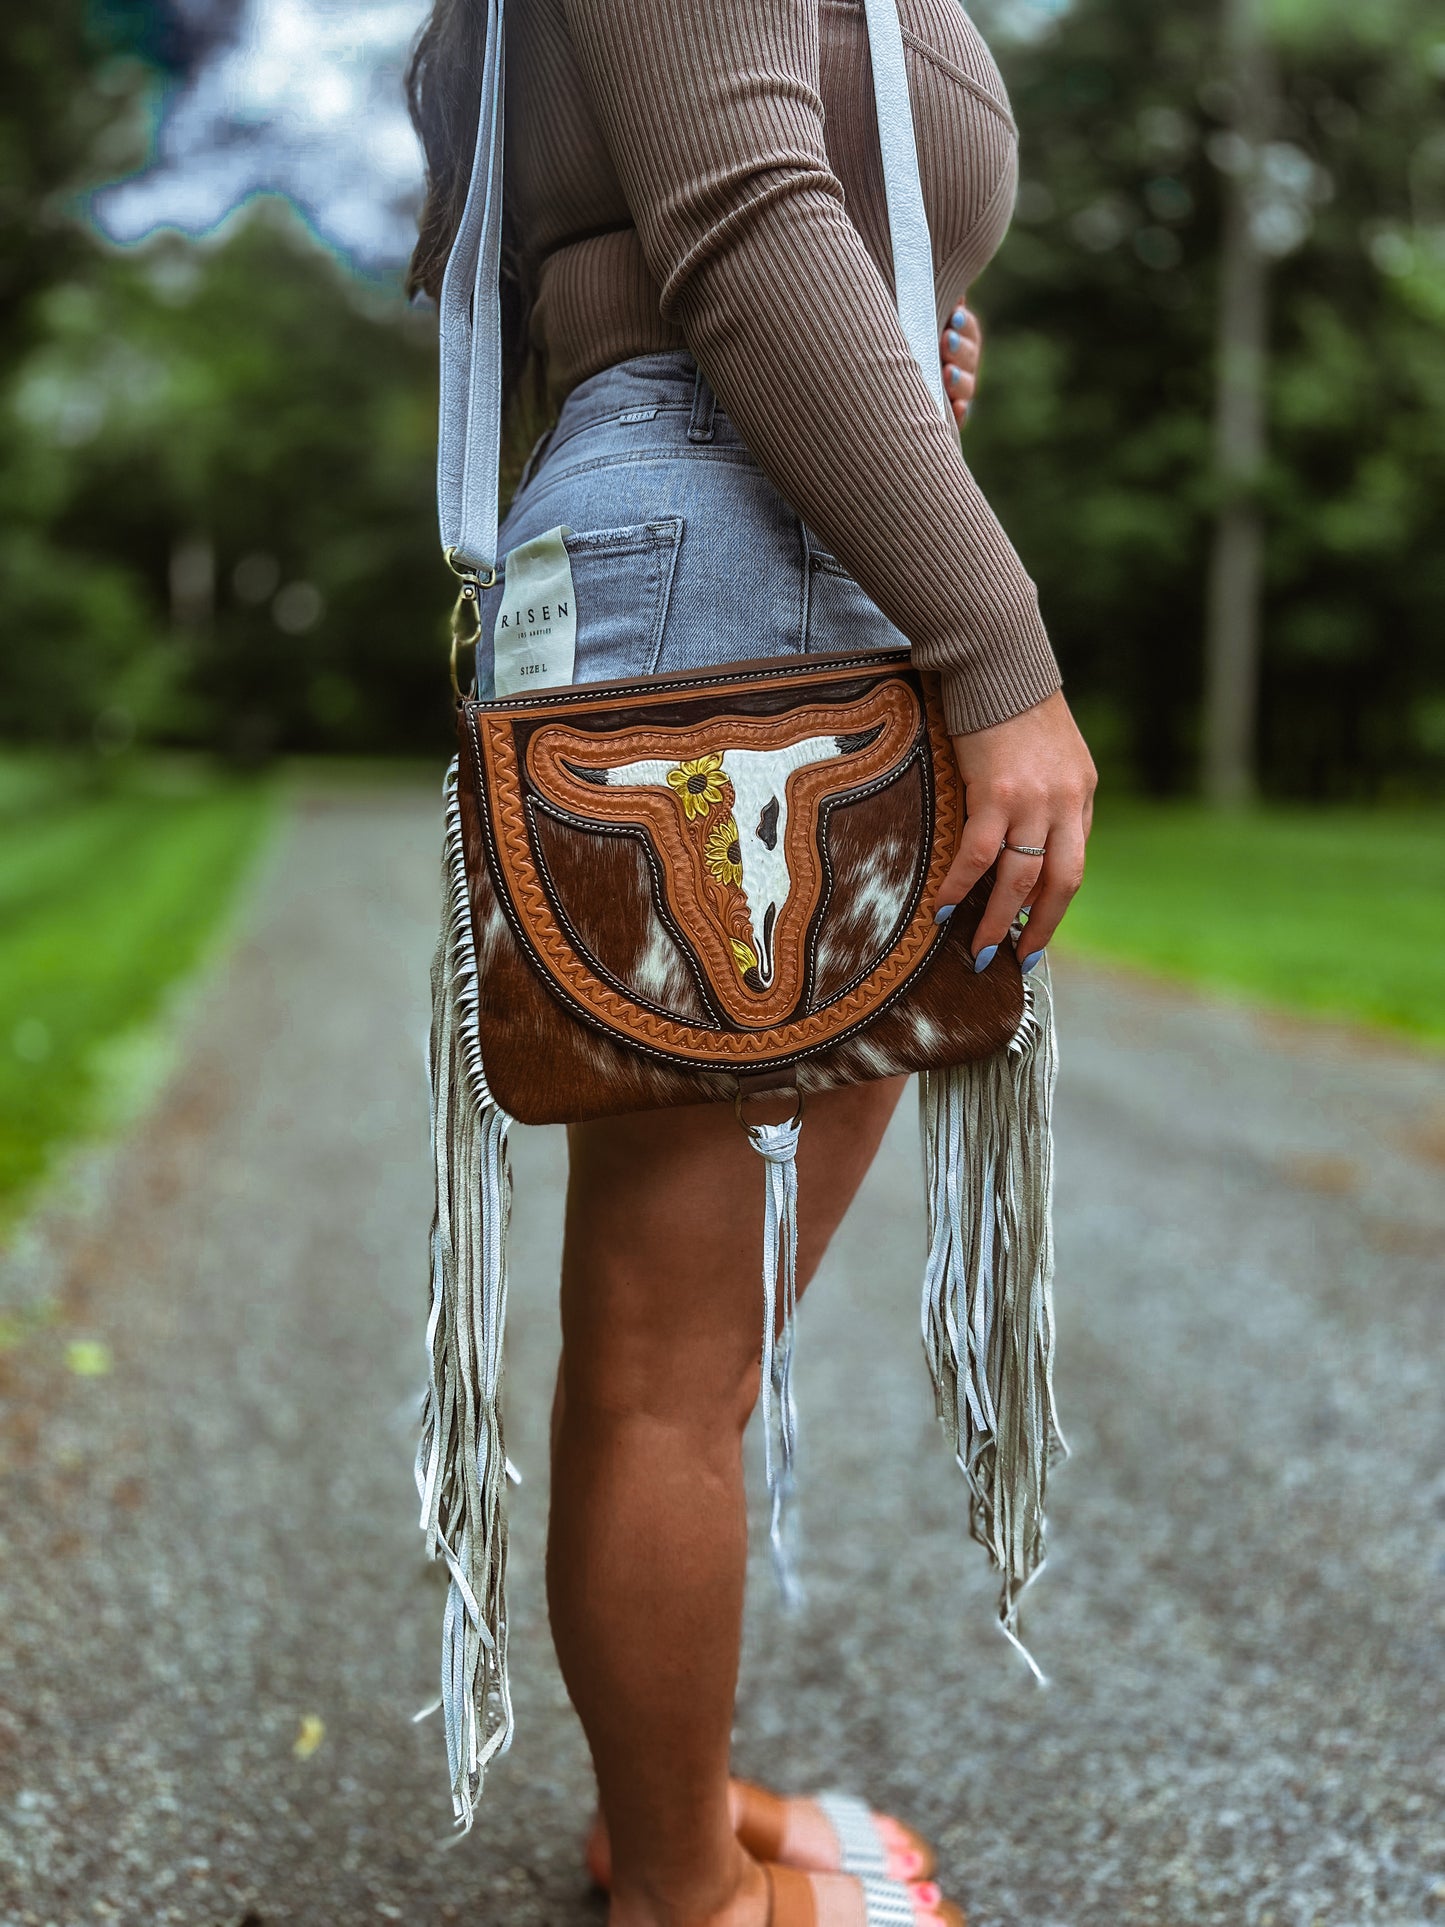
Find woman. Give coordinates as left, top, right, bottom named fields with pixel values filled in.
left=407, top=0, right=1096, bottom=1921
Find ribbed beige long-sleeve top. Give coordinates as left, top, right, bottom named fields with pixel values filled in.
left=504, top=0, right=1061, bottom=734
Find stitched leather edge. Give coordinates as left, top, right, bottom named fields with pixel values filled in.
left=461, top=657, right=964, bottom=1069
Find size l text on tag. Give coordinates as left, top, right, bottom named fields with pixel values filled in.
left=493, top=526, right=577, bottom=695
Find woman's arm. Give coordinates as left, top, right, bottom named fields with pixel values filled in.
left=563, top=0, right=1094, bottom=954
left=929, top=301, right=1093, bottom=964
left=562, top=0, right=1054, bottom=735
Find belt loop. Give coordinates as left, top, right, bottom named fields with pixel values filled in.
left=515, top=421, right=555, bottom=494
left=688, top=364, right=717, bottom=443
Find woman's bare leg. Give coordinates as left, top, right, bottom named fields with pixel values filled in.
left=546, top=1076, right=908, bottom=1927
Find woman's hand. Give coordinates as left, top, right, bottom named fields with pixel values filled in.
left=933, top=301, right=1091, bottom=969
left=934, top=690, right=1098, bottom=973
left=940, top=303, right=981, bottom=426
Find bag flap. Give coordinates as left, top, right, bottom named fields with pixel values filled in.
left=458, top=653, right=963, bottom=1070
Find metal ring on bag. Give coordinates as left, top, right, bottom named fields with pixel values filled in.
left=733, top=1083, right=806, bottom=1138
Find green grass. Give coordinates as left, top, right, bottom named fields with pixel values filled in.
left=1, top=769, right=1438, bottom=1245
left=1057, top=803, right=1445, bottom=1045
left=0, top=755, right=276, bottom=1230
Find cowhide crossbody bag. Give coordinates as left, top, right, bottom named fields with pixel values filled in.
left=417, top=0, right=1067, bottom=1831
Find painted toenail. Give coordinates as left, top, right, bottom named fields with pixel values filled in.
left=911, top=1882, right=943, bottom=1906
left=888, top=1845, right=926, bottom=1879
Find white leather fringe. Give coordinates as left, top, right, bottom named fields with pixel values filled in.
left=418, top=756, right=1066, bottom=1829
left=919, top=962, right=1068, bottom=1681
left=746, top=1112, right=806, bottom=1608
left=416, top=758, right=515, bottom=1830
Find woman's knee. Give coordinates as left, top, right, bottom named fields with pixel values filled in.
left=558, top=1264, right=774, bottom=1449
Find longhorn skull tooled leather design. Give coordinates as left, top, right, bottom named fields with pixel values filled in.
left=517, top=682, right=923, bottom=1031
left=564, top=732, right=883, bottom=991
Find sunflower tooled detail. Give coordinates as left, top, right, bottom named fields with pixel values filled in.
left=666, top=753, right=726, bottom=820
left=704, top=815, right=744, bottom=888
left=729, top=937, right=759, bottom=977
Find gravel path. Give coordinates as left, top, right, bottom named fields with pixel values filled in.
left=2, top=783, right=1442, bottom=1927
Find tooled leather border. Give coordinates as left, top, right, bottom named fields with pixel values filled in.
left=460, top=657, right=963, bottom=1070
left=524, top=686, right=919, bottom=1032
left=525, top=739, right=930, bottom=1032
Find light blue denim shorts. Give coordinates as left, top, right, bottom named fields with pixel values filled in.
left=474, top=348, right=910, bottom=694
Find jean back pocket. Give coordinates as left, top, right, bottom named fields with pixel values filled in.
left=477, top=517, right=685, bottom=695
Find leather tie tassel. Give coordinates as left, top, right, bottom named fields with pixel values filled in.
left=745, top=1112, right=806, bottom=1609
left=415, top=757, right=517, bottom=1829
left=918, top=962, right=1069, bottom=1681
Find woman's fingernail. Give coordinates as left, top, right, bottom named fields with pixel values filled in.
left=945, top=365, right=962, bottom=386
left=945, top=328, right=962, bottom=352
left=1020, top=949, right=1046, bottom=975
left=952, top=306, right=969, bottom=328
left=973, top=943, right=998, bottom=973
left=934, top=904, right=956, bottom=925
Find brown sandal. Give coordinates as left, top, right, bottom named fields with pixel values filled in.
left=585, top=1778, right=937, bottom=1888
left=738, top=1781, right=936, bottom=1883
left=765, top=1865, right=818, bottom=1926
left=765, top=1860, right=967, bottom=1927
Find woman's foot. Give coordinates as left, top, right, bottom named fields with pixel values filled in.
left=588, top=1778, right=937, bottom=1888
left=761, top=1862, right=965, bottom=1926
left=607, top=1856, right=961, bottom=1927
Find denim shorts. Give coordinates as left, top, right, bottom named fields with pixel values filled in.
left=474, top=348, right=910, bottom=694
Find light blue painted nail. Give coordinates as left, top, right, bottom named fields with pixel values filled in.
left=945, top=328, right=962, bottom=352
left=952, top=306, right=969, bottom=327
left=934, top=904, right=956, bottom=925
left=973, top=942, right=998, bottom=973
left=1020, top=949, right=1046, bottom=975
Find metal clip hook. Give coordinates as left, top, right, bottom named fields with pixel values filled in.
left=445, top=547, right=497, bottom=703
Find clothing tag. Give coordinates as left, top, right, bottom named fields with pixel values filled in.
left=493, top=525, right=576, bottom=695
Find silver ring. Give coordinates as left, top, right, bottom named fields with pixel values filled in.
left=1001, top=840, right=1047, bottom=858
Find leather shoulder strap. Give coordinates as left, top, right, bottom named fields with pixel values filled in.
left=436, top=0, right=507, bottom=576
left=435, top=0, right=946, bottom=577
left=861, top=0, right=952, bottom=423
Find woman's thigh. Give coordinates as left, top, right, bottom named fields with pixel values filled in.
left=558, top=1075, right=909, bottom=1434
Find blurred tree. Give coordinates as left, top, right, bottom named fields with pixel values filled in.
left=1200, top=0, right=1275, bottom=807
left=0, top=0, right=1441, bottom=792
left=0, top=0, right=218, bottom=359
left=969, top=0, right=1445, bottom=799
left=2, top=203, right=449, bottom=758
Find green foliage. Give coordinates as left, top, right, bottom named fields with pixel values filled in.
left=968, top=0, right=1445, bottom=798
left=1, top=205, right=461, bottom=758
left=1057, top=802, right=1445, bottom=1042
left=0, top=755, right=275, bottom=1226
left=0, top=4, right=158, bottom=359
left=0, top=0, right=1441, bottom=794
